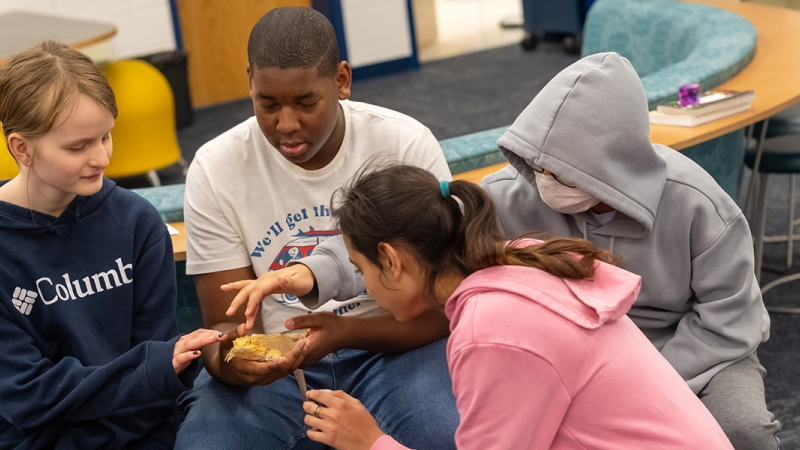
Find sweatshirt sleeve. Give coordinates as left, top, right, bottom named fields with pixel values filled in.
left=290, top=235, right=366, bottom=309
left=658, top=212, right=768, bottom=393
left=0, top=317, right=185, bottom=428
left=0, top=219, right=190, bottom=428
left=449, top=343, right=571, bottom=450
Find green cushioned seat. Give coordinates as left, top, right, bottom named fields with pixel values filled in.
left=439, top=126, right=509, bottom=174
left=131, top=183, right=185, bottom=223
left=582, top=0, right=756, bottom=110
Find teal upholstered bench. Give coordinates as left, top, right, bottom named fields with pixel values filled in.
left=582, top=0, right=756, bottom=111
left=581, top=0, right=757, bottom=198
left=439, top=126, right=508, bottom=175
left=131, top=183, right=185, bottom=223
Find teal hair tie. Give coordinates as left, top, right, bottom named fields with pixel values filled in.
left=439, top=180, right=451, bottom=198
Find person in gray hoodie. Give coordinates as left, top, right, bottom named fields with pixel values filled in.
left=226, top=52, right=780, bottom=449
left=484, top=52, right=778, bottom=449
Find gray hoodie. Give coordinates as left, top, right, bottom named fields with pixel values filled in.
left=486, top=52, right=769, bottom=393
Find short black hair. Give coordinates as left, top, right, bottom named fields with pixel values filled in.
left=248, top=7, right=339, bottom=78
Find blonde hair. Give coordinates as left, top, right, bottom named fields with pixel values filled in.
left=0, top=40, right=117, bottom=150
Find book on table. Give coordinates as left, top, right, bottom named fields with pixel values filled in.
left=649, top=89, right=755, bottom=127
left=657, top=89, right=755, bottom=116
left=649, top=102, right=751, bottom=127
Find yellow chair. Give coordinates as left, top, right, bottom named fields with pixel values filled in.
left=102, top=59, right=186, bottom=186
left=0, top=137, right=19, bottom=181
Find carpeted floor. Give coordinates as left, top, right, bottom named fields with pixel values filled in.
left=121, top=41, right=800, bottom=447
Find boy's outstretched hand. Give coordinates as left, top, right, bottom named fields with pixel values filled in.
left=172, top=329, right=228, bottom=374
left=304, top=389, right=385, bottom=450
left=222, top=264, right=316, bottom=330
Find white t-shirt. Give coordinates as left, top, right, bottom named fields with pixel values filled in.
left=184, top=100, right=452, bottom=332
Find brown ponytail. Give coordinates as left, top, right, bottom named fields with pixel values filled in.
left=333, top=165, right=619, bottom=304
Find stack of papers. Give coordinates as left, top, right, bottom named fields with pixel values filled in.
left=649, top=89, right=755, bottom=127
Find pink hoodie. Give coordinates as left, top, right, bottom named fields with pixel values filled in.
left=373, top=241, right=733, bottom=450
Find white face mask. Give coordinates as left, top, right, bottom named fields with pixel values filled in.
left=534, top=171, right=600, bottom=214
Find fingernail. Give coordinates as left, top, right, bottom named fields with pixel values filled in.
left=217, top=332, right=225, bottom=338
left=193, top=350, right=200, bottom=355
left=285, top=318, right=295, bottom=328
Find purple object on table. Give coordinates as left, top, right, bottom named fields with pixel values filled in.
left=679, top=83, right=700, bottom=107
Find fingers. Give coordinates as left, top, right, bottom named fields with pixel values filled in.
left=285, top=311, right=335, bottom=330
left=269, top=338, right=309, bottom=372
left=224, top=279, right=256, bottom=317
left=307, top=388, right=346, bottom=406
left=172, top=348, right=202, bottom=374
left=173, top=328, right=224, bottom=373
left=175, top=329, right=226, bottom=355
left=243, top=292, right=265, bottom=329
left=231, top=359, right=293, bottom=385
left=288, top=338, right=309, bottom=365
left=303, top=394, right=331, bottom=434
left=304, top=398, right=326, bottom=419
left=302, top=389, right=385, bottom=449
left=220, top=279, right=254, bottom=292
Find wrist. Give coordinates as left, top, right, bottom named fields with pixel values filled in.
left=331, top=314, right=361, bottom=349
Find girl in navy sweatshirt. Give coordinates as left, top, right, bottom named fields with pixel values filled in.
left=0, top=41, right=226, bottom=449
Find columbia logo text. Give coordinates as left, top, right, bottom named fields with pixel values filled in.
left=35, top=258, right=133, bottom=306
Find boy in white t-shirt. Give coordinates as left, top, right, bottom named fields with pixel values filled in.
left=174, top=7, right=459, bottom=449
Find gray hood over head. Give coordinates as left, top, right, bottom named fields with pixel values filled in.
left=497, top=52, right=666, bottom=237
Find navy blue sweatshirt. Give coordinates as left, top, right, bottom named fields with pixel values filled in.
left=0, top=178, right=192, bottom=449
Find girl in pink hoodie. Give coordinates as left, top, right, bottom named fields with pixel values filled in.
left=301, top=165, right=733, bottom=450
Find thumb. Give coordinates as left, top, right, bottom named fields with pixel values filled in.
left=285, top=313, right=324, bottom=330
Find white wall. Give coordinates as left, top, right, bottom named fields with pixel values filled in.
left=0, top=0, right=176, bottom=59
left=340, top=0, right=413, bottom=68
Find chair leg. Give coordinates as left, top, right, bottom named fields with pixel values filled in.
left=762, top=272, right=800, bottom=297
left=788, top=174, right=796, bottom=268
left=745, top=119, right=770, bottom=235
left=737, top=124, right=754, bottom=209
left=754, top=174, right=769, bottom=283
left=146, top=170, right=162, bottom=187
left=744, top=169, right=760, bottom=232
left=178, top=157, right=189, bottom=176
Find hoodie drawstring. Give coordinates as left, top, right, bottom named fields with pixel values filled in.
left=581, top=220, right=615, bottom=254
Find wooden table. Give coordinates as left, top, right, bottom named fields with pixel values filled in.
left=0, top=11, right=116, bottom=64
left=169, top=222, right=187, bottom=262
left=453, top=0, right=800, bottom=184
